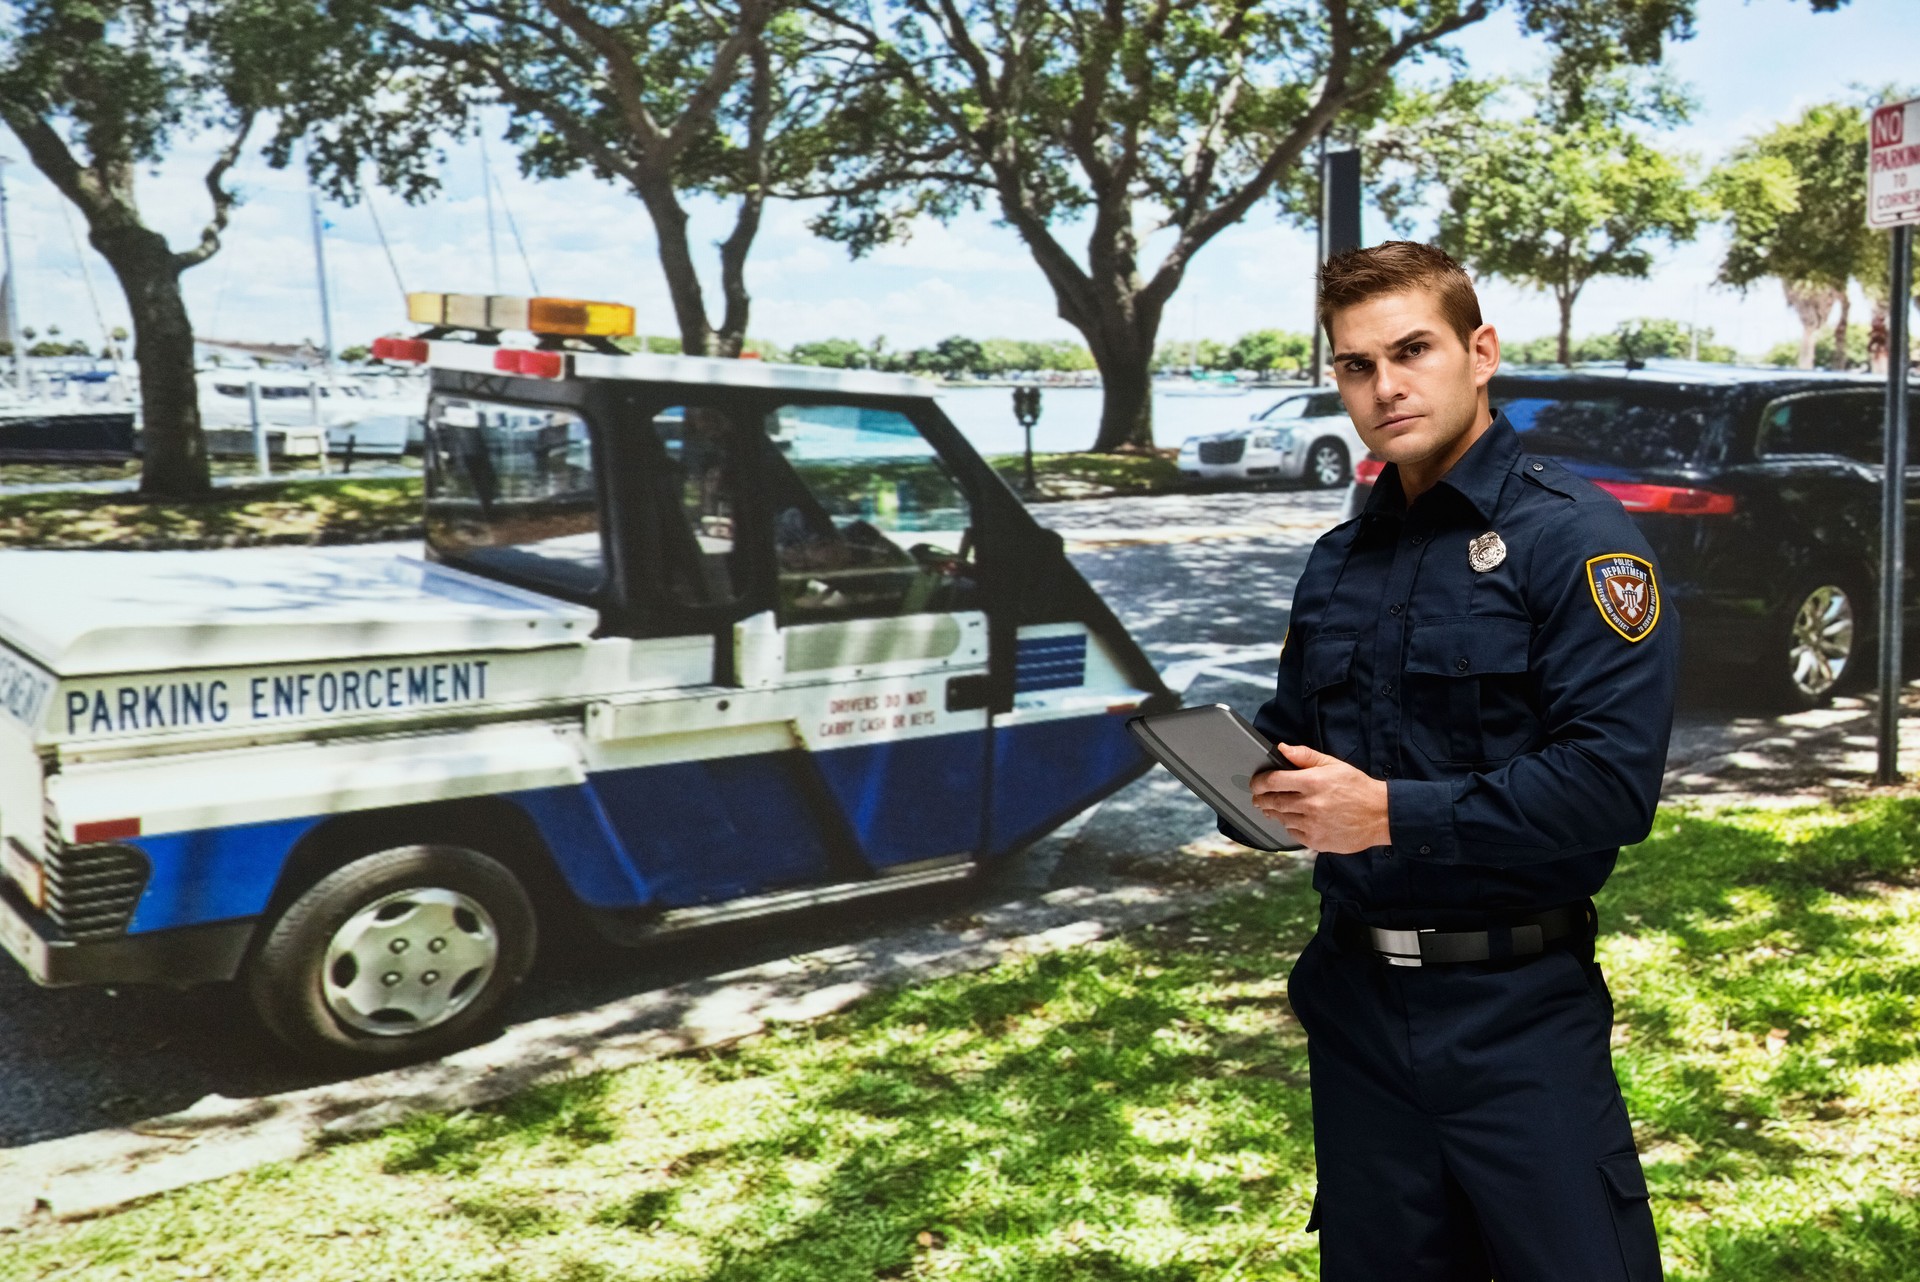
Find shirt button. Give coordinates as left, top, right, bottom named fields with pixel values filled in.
left=1531, top=462, right=1544, bottom=472
left=1389, top=603, right=1403, bottom=616
left=1382, top=682, right=1395, bottom=697
left=1455, top=657, right=1470, bottom=672
left=1419, top=844, right=1433, bottom=854
left=1410, top=534, right=1426, bottom=545
left=1383, top=764, right=1395, bottom=777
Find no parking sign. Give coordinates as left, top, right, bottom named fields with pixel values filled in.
left=1868, top=98, right=1920, bottom=229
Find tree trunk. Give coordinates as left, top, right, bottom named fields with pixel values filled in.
left=633, top=175, right=719, bottom=356
left=1829, top=292, right=1851, bottom=371
left=1086, top=328, right=1156, bottom=453
left=1556, top=290, right=1576, bottom=366
left=1782, top=279, right=1837, bottom=369
left=94, top=225, right=209, bottom=498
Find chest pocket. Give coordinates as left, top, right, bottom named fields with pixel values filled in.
left=1302, top=631, right=1362, bottom=760
left=1405, top=616, right=1537, bottom=767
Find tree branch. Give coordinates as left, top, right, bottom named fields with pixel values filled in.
left=176, top=112, right=255, bottom=271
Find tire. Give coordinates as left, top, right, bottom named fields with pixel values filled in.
left=1306, top=439, right=1350, bottom=489
left=246, top=844, right=537, bottom=1064
left=1762, top=577, right=1872, bottom=711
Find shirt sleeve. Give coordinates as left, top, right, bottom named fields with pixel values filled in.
left=1385, top=498, right=1679, bottom=866
left=1218, top=624, right=1311, bottom=849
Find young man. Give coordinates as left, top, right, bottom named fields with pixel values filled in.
left=1233, top=241, right=1676, bottom=1281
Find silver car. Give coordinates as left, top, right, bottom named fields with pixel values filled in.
left=1177, top=389, right=1361, bottom=488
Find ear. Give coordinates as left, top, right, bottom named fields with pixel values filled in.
left=1470, top=323, right=1500, bottom=389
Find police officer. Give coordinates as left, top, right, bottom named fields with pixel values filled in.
left=1233, top=242, right=1676, bottom=1281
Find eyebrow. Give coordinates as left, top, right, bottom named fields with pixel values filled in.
left=1333, top=329, right=1437, bottom=364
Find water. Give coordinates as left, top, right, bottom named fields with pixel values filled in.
left=934, top=385, right=1302, bottom=455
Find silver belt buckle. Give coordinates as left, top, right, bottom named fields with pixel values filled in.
left=1368, top=926, right=1433, bottom=967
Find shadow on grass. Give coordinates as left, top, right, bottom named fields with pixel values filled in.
left=571, top=893, right=1322, bottom=1281
left=383, top=1072, right=618, bottom=1175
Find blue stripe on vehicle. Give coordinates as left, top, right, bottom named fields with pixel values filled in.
left=1015, top=634, right=1087, bottom=692
left=509, top=784, right=653, bottom=909
left=126, top=816, right=325, bottom=933
left=810, top=730, right=986, bottom=869
left=584, top=753, right=838, bottom=908
left=988, top=712, right=1147, bottom=856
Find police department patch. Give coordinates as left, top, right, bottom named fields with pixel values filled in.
left=1586, top=553, right=1659, bottom=642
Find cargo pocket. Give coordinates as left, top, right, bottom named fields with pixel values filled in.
left=1302, top=632, right=1360, bottom=761
left=1405, top=616, right=1535, bottom=766
left=1597, top=1151, right=1663, bottom=1281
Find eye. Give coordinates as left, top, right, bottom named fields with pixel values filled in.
left=1403, top=343, right=1427, bottom=358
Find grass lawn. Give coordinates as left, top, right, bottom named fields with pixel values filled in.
left=0, top=477, right=423, bottom=549
left=3, top=798, right=1916, bottom=1281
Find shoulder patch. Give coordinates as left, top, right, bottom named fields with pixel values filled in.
left=1586, top=553, right=1660, bottom=642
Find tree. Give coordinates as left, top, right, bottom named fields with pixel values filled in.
left=0, top=0, right=274, bottom=496
left=789, top=337, right=873, bottom=368
left=279, top=0, right=808, bottom=359
left=1709, top=100, right=1878, bottom=371
left=1384, top=73, right=1704, bottom=365
left=1230, top=329, right=1312, bottom=373
left=797, top=1, right=1710, bottom=451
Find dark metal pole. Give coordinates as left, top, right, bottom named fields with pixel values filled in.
left=1311, top=134, right=1327, bottom=387
left=1877, top=222, right=1912, bottom=784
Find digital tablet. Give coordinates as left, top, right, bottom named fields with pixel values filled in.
left=1126, top=704, right=1304, bottom=852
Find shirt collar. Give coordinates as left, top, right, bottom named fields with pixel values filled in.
left=1361, top=411, right=1519, bottom=524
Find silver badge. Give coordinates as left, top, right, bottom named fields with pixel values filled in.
left=1468, top=531, right=1507, bottom=572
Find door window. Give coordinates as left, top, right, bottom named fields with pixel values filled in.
left=1756, top=392, right=1885, bottom=464
left=424, top=397, right=603, bottom=596
left=764, top=404, right=977, bottom=623
left=652, top=405, right=744, bottom=606
left=1500, top=395, right=1708, bottom=468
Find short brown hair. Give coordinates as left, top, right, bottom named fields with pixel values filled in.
left=1317, top=241, right=1482, bottom=348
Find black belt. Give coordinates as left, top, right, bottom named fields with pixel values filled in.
left=1334, top=903, right=1594, bottom=968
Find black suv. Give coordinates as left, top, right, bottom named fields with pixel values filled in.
left=1345, top=362, right=1919, bottom=709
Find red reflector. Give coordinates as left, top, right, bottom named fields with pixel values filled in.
left=494, top=348, right=564, bottom=378
left=1354, top=457, right=1387, bottom=485
left=1107, top=702, right=1139, bottom=714
left=371, top=336, right=428, bottom=364
left=520, top=350, right=565, bottom=379
left=75, top=818, right=141, bottom=843
left=1592, top=480, right=1736, bottom=515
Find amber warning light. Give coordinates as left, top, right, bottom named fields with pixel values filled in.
left=405, top=292, right=636, bottom=339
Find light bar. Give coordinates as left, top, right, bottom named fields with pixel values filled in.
left=371, top=336, right=429, bottom=364
left=407, top=291, right=635, bottom=339
left=493, top=348, right=568, bottom=379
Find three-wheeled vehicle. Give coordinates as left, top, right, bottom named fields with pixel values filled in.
left=0, top=292, right=1175, bottom=1061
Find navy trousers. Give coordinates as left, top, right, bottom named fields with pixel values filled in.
left=1286, top=912, right=1663, bottom=1281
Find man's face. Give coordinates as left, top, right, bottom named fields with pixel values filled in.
left=1327, top=288, right=1498, bottom=467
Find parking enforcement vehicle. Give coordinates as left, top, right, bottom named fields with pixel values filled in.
left=1345, top=363, right=1920, bottom=709
left=0, top=293, right=1174, bottom=1063
left=1177, top=388, right=1360, bottom=488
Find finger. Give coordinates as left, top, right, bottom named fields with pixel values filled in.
left=1275, top=741, right=1333, bottom=768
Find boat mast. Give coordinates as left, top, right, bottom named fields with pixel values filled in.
left=479, top=128, right=501, bottom=292
left=0, top=156, right=26, bottom=393
left=308, top=188, right=336, bottom=374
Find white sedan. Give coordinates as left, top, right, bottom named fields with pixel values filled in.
left=1177, top=388, right=1361, bottom=488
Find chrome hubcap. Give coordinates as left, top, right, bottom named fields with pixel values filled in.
left=1788, top=585, right=1853, bottom=698
left=323, top=887, right=498, bottom=1036
left=1312, top=446, right=1345, bottom=486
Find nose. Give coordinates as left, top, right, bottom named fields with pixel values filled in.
left=1373, top=364, right=1407, bottom=405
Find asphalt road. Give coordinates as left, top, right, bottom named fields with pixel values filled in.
left=0, top=485, right=1816, bottom=1149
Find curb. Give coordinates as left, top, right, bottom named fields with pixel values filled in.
left=0, top=879, right=1235, bottom=1230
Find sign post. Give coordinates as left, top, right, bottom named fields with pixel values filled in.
left=1870, top=97, right=1919, bottom=783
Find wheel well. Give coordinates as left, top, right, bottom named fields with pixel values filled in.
left=1310, top=435, right=1349, bottom=457
left=262, top=798, right=580, bottom=939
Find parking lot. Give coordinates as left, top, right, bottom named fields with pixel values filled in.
left=0, top=484, right=1904, bottom=1151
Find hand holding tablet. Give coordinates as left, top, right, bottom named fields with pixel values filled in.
left=1126, top=704, right=1305, bottom=852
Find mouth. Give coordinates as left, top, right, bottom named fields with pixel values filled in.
left=1375, top=413, right=1421, bottom=431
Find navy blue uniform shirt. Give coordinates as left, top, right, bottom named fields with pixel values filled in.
left=1233, top=410, right=1679, bottom=921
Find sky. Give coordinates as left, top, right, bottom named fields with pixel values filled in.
left=0, top=0, right=1915, bottom=360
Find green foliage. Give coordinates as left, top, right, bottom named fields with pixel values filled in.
left=1385, top=72, right=1705, bottom=364
left=1709, top=100, right=1876, bottom=298
left=1505, top=317, right=1737, bottom=365
left=1763, top=327, right=1871, bottom=370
